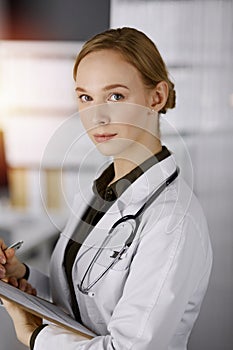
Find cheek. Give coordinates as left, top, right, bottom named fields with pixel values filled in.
left=80, top=116, right=89, bottom=132
left=118, top=125, right=145, bottom=143
left=112, top=103, right=150, bottom=128
left=79, top=109, right=94, bottom=133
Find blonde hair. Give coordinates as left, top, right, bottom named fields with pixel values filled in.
left=73, top=27, right=176, bottom=114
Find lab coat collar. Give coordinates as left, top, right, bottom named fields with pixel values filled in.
left=117, top=154, right=177, bottom=214
left=91, top=154, right=177, bottom=232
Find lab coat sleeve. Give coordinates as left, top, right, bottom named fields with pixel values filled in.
left=33, top=213, right=212, bottom=350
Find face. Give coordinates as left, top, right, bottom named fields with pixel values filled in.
left=75, top=49, right=159, bottom=159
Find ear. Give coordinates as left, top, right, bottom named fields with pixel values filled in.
left=149, top=81, right=169, bottom=113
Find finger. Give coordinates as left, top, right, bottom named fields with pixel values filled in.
left=31, top=288, right=37, bottom=296
left=8, top=276, right=19, bottom=288
left=1, top=298, right=24, bottom=321
left=18, top=279, right=34, bottom=295
left=1, top=297, right=14, bottom=311
left=0, top=255, right=6, bottom=264
left=0, top=239, right=7, bottom=264
left=25, top=283, right=37, bottom=296
left=25, top=283, right=33, bottom=295
left=0, top=264, right=6, bottom=278
left=18, top=279, right=27, bottom=292
left=4, top=248, right=16, bottom=260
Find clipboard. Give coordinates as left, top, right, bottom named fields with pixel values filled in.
left=0, top=280, right=95, bottom=339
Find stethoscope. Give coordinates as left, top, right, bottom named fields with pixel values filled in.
left=77, top=167, right=179, bottom=297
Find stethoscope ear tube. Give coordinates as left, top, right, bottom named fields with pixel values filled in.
left=135, top=167, right=180, bottom=218
left=123, top=167, right=180, bottom=249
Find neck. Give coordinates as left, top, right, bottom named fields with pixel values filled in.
left=111, top=141, right=162, bottom=184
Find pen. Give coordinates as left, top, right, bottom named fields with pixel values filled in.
left=4, top=240, right=24, bottom=251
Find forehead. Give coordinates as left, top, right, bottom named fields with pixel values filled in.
left=78, top=49, right=129, bottom=67
left=75, top=49, right=142, bottom=85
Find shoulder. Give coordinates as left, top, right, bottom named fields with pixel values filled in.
left=139, top=175, right=210, bottom=258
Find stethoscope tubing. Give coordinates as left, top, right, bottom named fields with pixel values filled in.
left=78, top=244, right=127, bottom=295
left=78, top=167, right=179, bottom=295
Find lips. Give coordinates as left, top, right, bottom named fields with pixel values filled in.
left=93, top=133, right=117, bottom=143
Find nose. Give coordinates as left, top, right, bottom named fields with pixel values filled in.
left=92, top=104, right=110, bottom=126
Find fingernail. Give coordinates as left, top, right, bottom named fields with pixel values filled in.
left=0, top=256, right=6, bottom=264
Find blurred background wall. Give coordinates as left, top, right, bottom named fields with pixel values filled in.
left=0, top=1, right=233, bottom=349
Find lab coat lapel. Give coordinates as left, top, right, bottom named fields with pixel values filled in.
left=114, top=154, right=178, bottom=216
left=78, top=155, right=177, bottom=249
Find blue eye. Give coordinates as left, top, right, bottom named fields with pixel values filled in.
left=79, top=95, right=92, bottom=103
left=109, top=93, right=124, bottom=102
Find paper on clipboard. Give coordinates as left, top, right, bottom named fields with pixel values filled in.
left=0, top=280, right=95, bottom=338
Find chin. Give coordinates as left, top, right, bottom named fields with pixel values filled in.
left=95, top=139, right=133, bottom=158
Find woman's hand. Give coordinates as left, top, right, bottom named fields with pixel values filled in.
left=7, top=277, right=37, bottom=294
left=0, top=239, right=26, bottom=280
left=3, top=298, right=42, bottom=346
left=2, top=278, right=41, bottom=347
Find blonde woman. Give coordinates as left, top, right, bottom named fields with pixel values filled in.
left=0, top=27, right=212, bottom=350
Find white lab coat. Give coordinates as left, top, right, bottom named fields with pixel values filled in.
left=28, top=154, right=212, bottom=350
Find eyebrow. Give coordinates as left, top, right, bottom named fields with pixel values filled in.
left=75, top=84, right=130, bottom=92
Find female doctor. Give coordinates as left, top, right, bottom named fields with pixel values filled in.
left=0, top=27, right=212, bottom=350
